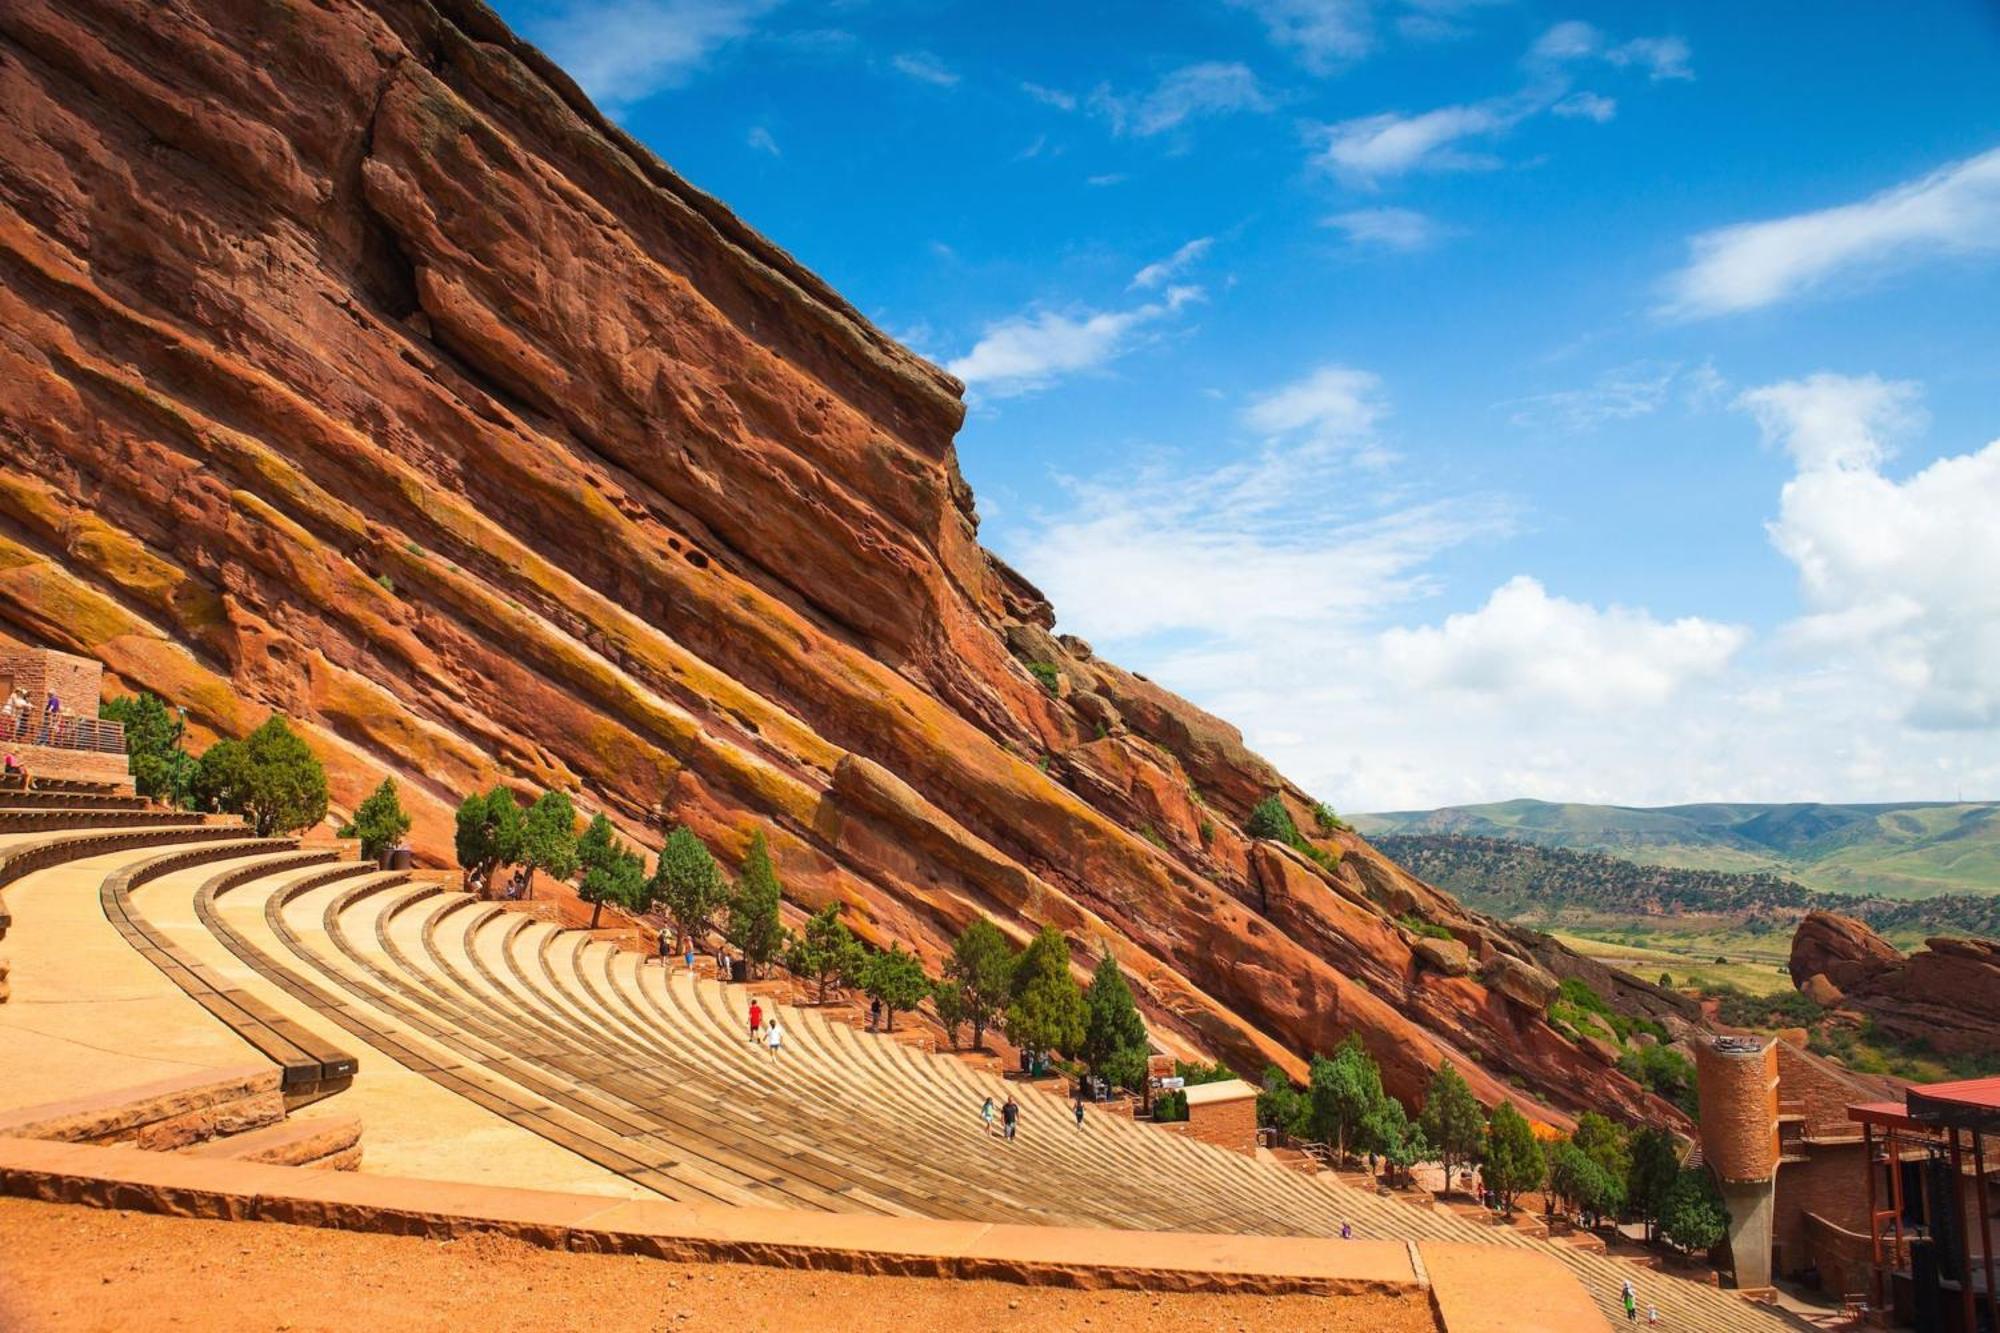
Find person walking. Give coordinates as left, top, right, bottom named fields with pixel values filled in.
left=869, top=998, right=883, bottom=1032
left=1645, top=1306, right=1658, bottom=1327
left=764, top=1016, right=784, bottom=1058
left=37, top=693, right=60, bottom=745
left=1001, top=1095, right=1019, bottom=1143
left=682, top=934, right=696, bottom=973
left=748, top=998, right=764, bottom=1043
left=981, top=1096, right=997, bottom=1137
left=657, top=924, right=672, bottom=968
left=1621, top=1279, right=1637, bottom=1323
left=6, top=687, right=28, bottom=739
left=1072, top=1099, right=1085, bottom=1130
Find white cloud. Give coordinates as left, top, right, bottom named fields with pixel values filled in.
left=1323, top=206, right=1450, bottom=250
left=1086, top=173, right=1129, bottom=187
left=891, top=51, right=959, bottom=87
left=1742, top=375, right=2000, bottom=731
left=1091, top=63, right=1272, bottom=138
left=1529, top=20, right=1600, bottom=63
left=1505, top=361, right=1681, bottom=433
left=1225, top=0, right=1373, bottom=74
left=1000, top=367, right=2000, bottom=810
left=531, top=0, right=778, bottom=109
left=1313, top=102, right=1512, bottom=183
left=1131, top=237, right=1215, bottom=290
left=1607, top=35, right=1693, bottom=81
left=1021, top=81, right=1077, bottom=111
left=1662, top=146, right=2000, bottom=318
left=1552, top=92, right=1616, bottom=122
left=1242, top=365, right=1387, bottom=445
left=746, top=125, right=780, bottom=155
left=1379, top=576, right=1747, bottom=711
left=946, top=288, right=1203, bottom=396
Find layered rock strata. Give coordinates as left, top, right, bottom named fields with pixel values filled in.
left=0, top=0, right=1680, bottom=1127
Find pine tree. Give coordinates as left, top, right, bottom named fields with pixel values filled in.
left=514, top=790, right=578, bottom=898
left=785, top=902, right=866, bottom=1003
left=339, top=778, right=413, bottom=862
left=1482, top=1101, right=1544, bottom=1213
left=650, top=825, right=727, bottom=947
left=723, top=830, right=788, bottom=978
left=944, top=917, right=1016, bottom=1052
left=1661, top=1167, right=1729, bottom=1255
left=1004, top=926, right=1085, bottom=1060
left=1246, top=795, right=1298, bottom=842
left=575, top=813, right=642, bottom=929
left=1257, top=1066, right=1312, bottom=1140
left=197, top=717, right=328, bottom=837
left=453, top=787, right=522, bottom=895
left=930, top=979, right=968, bottom=1048
left=1309, top=1035, right=1389, bottom=1160
left=1080, top=950, right=1150, bottom=1093
left=1627, top=1125, right=1682, bottom=1242
left=860, top=944, right=930, bottom=1032
left=1419, top=1062, right=1486, bottom=1189
left=102, top=693, right=192, bottom=806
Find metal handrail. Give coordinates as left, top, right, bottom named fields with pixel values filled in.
left=5, top=714, right=126, bottom=755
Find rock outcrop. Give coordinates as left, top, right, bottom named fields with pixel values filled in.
left=1788, top=913, right=2000, bottom=1058
left=0, top=0, right=1681, bottom=1129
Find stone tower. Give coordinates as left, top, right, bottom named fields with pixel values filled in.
left=1694, top=1033, right=1780, bottom=1291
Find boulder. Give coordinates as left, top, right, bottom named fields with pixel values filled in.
left=1800, top=972, right=1844, bottom=1008
left=1579, top=1035, right=1621, bottom=1066
left=1481, top=955, right=1560, bottom=1013
left=1789, top=911, right=1901, bottom=991
left=1412, top=936, right=1472, bottom=977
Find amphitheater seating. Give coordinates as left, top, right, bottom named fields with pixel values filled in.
left=0, top=809, right=1807, bottom=1331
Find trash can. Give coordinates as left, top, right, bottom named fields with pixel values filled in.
left=382, top=845, right=414, bottom=871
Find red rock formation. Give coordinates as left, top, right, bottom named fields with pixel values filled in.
left=1788, top=913, right=2000, bottom=1057
left=0, top=0, right=1681, bottom=1130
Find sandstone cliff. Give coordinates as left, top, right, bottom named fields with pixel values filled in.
left=1789, top=910, right=2000, bottom=1058
left=0, top=0, right=1680, bottom=1128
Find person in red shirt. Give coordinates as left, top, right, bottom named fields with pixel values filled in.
left=747, top=999, right=763, bottom=1043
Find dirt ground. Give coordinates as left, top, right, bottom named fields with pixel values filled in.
left=0, top=1199, right=1439, bottom=1333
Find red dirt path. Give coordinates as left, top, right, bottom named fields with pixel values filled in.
left=0, top=1199, right=1438, bottom=1332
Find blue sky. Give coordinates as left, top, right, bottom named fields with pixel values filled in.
left=491, top=0, right=2000, bottom=811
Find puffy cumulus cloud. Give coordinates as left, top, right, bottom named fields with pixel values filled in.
left=946, top=286, right=1203, bottom=397
left=1662, top=146, right=2000, bottom=318
left=1747, top=374, right=2000, bottom=730
left=531, top=0, right=778, bottom=110
left=1378, top=576, right=1747, bottom=711
left=1322, top=206, right=1451, bottom=250
left=1090, top=62, right=1273, bottom=138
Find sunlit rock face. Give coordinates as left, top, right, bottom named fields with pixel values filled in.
left=0, top=0, right=1681, bottom=1130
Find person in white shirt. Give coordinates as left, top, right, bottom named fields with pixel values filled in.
left=764, top=1017, right=784, bottom=1057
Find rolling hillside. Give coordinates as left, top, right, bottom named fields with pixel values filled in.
left=1354, top=798, right=2000, bottom=898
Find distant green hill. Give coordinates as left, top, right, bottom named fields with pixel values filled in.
left=1353, top=798, right=2000, bottom=899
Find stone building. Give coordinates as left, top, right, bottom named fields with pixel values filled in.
left=0, top=645, right=129, bottom=786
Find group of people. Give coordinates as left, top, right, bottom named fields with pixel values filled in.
left=1, top=686, right=58, bottom=745
left=1621, top=1278, right=1658, bottom=1325
left=744, top=997, right=784, bottom=1056
left=656, top=926, right=735, bottom=981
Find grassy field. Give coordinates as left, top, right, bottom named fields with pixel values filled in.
left=1552, top=930, right=1797, bottom=997
left=1357, top=798, right=2000, bottom=898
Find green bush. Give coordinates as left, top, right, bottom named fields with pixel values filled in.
left=1661, top=1168, right=1729, bottom=1254
left=1026, top=661, right=1060, bottom=693
left=102, top=693, right=193, bottom=806
left=1246, top=796, right=1297, bottom=842
left=1398, top=913, right=1454, bottom=941
left=1174, top=1060, right=1237, bottom=1086
left=193, top=717, right=329, bottom=838
left=859, top=944, right=931, bottom=1032
left=1618, top=1044, right=1698, bottom=1117
left=1152, top=1088, right=1189, bottom=1122
left=724, top=830, right=788, bottom=978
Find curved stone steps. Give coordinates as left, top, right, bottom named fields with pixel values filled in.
left=98, top=839, right=358, bottom=1098
left=351, top=888, right=871, bottom=1213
